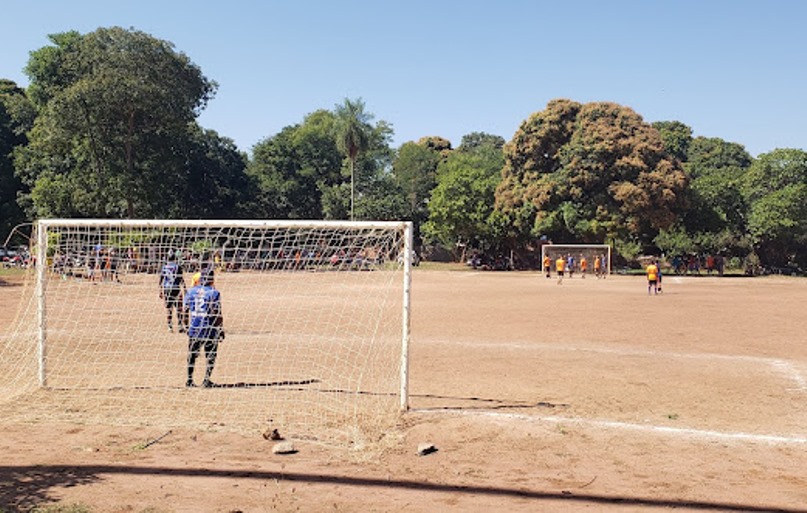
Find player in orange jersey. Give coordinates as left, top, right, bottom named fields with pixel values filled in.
left=646, top=260, right=660, bottom=295
left=555, top=255, right=566, bottom=284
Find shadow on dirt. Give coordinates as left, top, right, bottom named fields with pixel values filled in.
left=0, top=464, right=803, bottom=513
left=410, top=392, right=568, bottom=410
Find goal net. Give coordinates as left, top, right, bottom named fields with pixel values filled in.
left=540, top=244, right=612, bottom=277
left=0, top=219, right=413, bottom=446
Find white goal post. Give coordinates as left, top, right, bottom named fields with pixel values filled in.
left=540, top=244, right=612, bottom=276
left=3, top=218, right=413, bottom=445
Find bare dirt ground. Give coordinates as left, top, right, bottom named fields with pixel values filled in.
left=2, top=267, right=807, bottom=512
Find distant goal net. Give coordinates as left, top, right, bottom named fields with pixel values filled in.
left=540, top=244, right=612, bottom=277
left=0, top=219, right=413, bottom=446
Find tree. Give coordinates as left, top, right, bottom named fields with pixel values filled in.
left=174, top=126, right=250, bottom=218
left=16, top=27, right=217, bottom=218
left=392, top=141, right=440, bottom=225
left=334, top=98, right=372, bottom=220
left=665, top=136, right=752, bottom=257
left=496, top=99, right=688, bottom=257
left=324, top=118, right=399, bottom=221
left=249, top=106, right=398, bottom=222
left=652, top=120, right=692, bottom=162
left=0, top=80, right=33, bottom=241
left=458, top=132, right=505, bottom=153
left=743, top=148, right=807, bottom=268
left=416, top=136, right=453, bottom=159
left=423, top=135, right=504, bottom=260
left=247, top=110, right=342, bottom=219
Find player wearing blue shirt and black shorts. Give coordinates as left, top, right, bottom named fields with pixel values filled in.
left=184, top=268, right=225, bottom=388
left=159, top=253, right=186, bottom=332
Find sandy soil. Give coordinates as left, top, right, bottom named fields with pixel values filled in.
left=1, top=268, right=807, bottom=512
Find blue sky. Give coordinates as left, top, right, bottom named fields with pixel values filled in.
left=1, top=1, right=804, bottom=157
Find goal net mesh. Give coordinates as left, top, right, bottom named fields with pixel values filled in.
left=0, top=220, right=411, bottom=447
left=540, top=244, right=612, bottom=277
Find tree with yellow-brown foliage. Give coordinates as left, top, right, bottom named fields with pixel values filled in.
left=495, top=99, right=688, bottom=257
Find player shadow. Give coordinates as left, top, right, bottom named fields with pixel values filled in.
left=206, top=378, right=320, bottom=389
left=0, top=464, right=803, bottom=513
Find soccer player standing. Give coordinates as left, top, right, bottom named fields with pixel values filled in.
left=646, top=260, right=660, bottom=295
left=555, top=255, right=566, bottom=284
left=159, top=253, right=186, bottom=332
left=184, top=269, right=225, bottom=388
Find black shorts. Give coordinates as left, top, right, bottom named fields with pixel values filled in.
left=163, top=288, right=181, bottom=308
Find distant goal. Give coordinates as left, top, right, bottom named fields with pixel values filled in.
left=0, top=219, right=413, bottom=446
left=541, top=244, right=612, bottom=277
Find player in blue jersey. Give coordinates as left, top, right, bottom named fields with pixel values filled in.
left=159, top=253, right=187, bottom=332
left=183, top=268, right=225, bottom=388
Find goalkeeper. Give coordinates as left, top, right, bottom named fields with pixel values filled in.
left=184, top=268, right=225, bottom=388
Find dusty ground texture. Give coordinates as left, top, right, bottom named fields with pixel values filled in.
left=1, top=268, right=807, bottom=512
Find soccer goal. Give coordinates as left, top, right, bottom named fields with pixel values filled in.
left=541, top=244, right=612, bottom=277
left=0, top=219, right=413, bottom=446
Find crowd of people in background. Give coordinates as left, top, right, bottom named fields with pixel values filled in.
left=669, top=254, right=725, bottom=276
left=46, top=243, right=396, bottom=281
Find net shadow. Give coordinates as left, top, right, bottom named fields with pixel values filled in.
left=0, top=464, right=802, bottom=513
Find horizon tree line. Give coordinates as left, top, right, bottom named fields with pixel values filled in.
left=1, top=27, right=805, bottom=270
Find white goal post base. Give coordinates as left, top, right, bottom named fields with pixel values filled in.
left=540, top=244, right=612, bottom=276
left=1, top=219, right=413, bottom=446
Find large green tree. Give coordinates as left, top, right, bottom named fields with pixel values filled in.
left=743, top=148, right=807, bottom=268
left=249, top=106, right=400, bottom=221
left=653, top=132, right=754, bottom=258
left=247, top=109, right=343, bottom=219
left=0, top=80, right=33, bottom=241
left=496, top=99, right=688, bottom=258
left=652, top=120, right=692, bottom=162
left=392, top=141, right=441, bottom=226
left=173, top=126, right=250, bottom=218
left=423, top=133, right=504, bottom=259
left=16, top=27, right=218, bottom=218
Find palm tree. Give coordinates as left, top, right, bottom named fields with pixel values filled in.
left=334, top=98, right=372, bottom=220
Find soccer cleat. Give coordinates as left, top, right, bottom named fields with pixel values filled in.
left=185, top=380, right=194, bottom=388
left=202, top=380, right=216, bottom=388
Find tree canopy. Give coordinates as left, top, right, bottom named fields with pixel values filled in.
left=496, top=99, right=688, bottom=258
left=16, top=27, right=220, bottom=218
left=423, top=135, right=504, bottom=257
left=0, top=80, right=31, bottom=239
left=743, top=148, right=807, bottom=267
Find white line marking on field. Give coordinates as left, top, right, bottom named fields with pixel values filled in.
left=428, top=338, right=807, bottom=390
left=771, top=360, right=807, bottom=391
left=414, top=409, right=807, bottom=445
left=428, top=337, right=796, bottom=368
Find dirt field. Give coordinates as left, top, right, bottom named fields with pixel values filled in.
left=1, top=267, right=807, bottom=512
